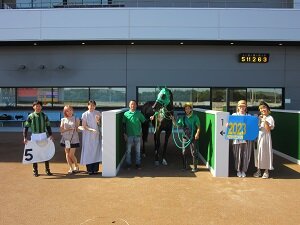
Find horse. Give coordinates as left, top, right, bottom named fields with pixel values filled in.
left=141, top=88, right=174, bottom=166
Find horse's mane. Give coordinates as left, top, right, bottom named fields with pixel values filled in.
left=166, top=88, right=174, bottom=112
left=140, top=101, right=155, bottom=120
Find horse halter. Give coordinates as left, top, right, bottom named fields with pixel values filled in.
left=155, top=88, right=171, bottom=107
left=154, top=88, right=173, bottom=122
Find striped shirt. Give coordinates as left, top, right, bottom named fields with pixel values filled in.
left=24, top=112, right=51, bottom=134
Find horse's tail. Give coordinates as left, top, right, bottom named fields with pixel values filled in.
left=140, top=101, right=155, bottom=143
left=142, top=120, right=150, bottom=142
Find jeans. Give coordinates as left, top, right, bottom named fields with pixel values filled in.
left=182, top=138, right=198, bottom=169
left=126, top=136, right=141, bottom=166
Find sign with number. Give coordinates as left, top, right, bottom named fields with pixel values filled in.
left=226, top=115, right=259, bottom=140
left=239, top=53, right=269, bottom=63
left=22, top=138, right=55, bottom=164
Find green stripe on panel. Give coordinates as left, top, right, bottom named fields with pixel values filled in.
left=116, top=112, right=126, bottom=169
left=272, top=111, right=300, bottom=160
left=196, top=111, right=216, bottom=170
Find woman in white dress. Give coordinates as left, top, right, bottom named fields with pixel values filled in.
left=80, top=100, right=102, bottom=175
left=253, top=101, right=275, bottom=179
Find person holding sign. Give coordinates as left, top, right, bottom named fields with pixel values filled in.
left=230, top=100, right=254, bottom=178
left=60, top=105, right=80, bottom=174
left=80, top=100, right=102, bottom=175
left=23, top=100, right=53, bottom=177
left=253, top=101, right=275, bottom=179
left=174, top=102, right=200, bottom=172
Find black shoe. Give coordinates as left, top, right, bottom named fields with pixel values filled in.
left=136, top=164, right=141, bottom=170
left=88, top=172, right=93, bottom=175
left=126, top=164, right=131, bottom=170
left=45, top=170, right=53, bottom=176
left=33, top=171, right=39, bottom=177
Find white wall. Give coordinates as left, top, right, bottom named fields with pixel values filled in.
left=1, top=8, right=300, bottom=42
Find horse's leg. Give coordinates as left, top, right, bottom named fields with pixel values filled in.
left=142, top=139, right=146, bottom=158
left=141, top=121, right=149, bottom=158
left=182, top=139, right=188, bottom=170
left=162, top=129, right=171, bottom=166
left=154, top=130, right=161, bottom=166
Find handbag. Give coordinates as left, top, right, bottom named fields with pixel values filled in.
left=61, top=117, right=76, bottom=148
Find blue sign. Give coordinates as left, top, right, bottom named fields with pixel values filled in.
left=226, top=115, right=259, bottom=141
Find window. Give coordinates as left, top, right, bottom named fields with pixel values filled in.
left=247, top=88, right=283, bottom=109
left=171, top=87, right=210, bottom=108
left=17, top=88, right=53, bottom=107
left=0, top=87, right=126, bottom=109
left=53, top=88, right=89, bottom=107
left=16, top=0, right=59, bottom=8
left=138, top=87, right=159, bottom=106
left=228, top=88, right=247, bottom=113
left=90, top=87, right=126, bottom=108
left=0, top=88, right=16, bottom=107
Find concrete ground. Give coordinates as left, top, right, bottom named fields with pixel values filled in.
left=0, top=132, right=300, bottom=225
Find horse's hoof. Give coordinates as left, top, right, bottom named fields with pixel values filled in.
left=162, top=159, right=168, bottom=166
left=155, top=161, right=159, bottom=166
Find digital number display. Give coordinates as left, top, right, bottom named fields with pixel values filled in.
left=227, top=122, right=247, bottom=139
left=239, top=53, right=269, bottom=63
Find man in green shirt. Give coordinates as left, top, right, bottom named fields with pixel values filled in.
left=175, top=102, right=200, bottom=172
left=123, top=100, right=146, bottom=169
left=23, top=100, right=53, bottom=177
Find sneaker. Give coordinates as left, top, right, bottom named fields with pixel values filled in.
left=191, top=168, right=198, bottom=173
left=73, top=166, right=79, bottom=173
left=45, top=170, right=53, bottom=176
left=241, top=172, right=246, bottom=178
left=262, top=172, right=269, bottom=179
left=33, top=171, right=39, bottom=177
left=68, top=168, right=73, bottom=174
left=237, top=171, right=242, bottom=177
left=253, top=170, right=261, bottom=178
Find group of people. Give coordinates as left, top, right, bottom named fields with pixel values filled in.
left=23, top=100, right=102, bottom=177
left=23, top=98, right=275, bottom=179
left=230, top=100, right=275, bottom=179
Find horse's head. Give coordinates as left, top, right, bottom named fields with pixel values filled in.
left=152, top=88, right=173, bottom=112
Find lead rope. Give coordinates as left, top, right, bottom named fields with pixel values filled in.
left=172, top=124, right=194, bottom=149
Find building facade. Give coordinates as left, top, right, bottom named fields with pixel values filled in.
left=0, top=1, right=300, bottom=112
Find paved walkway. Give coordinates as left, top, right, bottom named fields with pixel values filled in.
left=0, top=132, right=300, bottom=225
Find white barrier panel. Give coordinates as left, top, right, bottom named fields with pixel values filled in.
left=102, top=108, right=127, bottom=177
left=194, top=109, right=229, bottom=177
